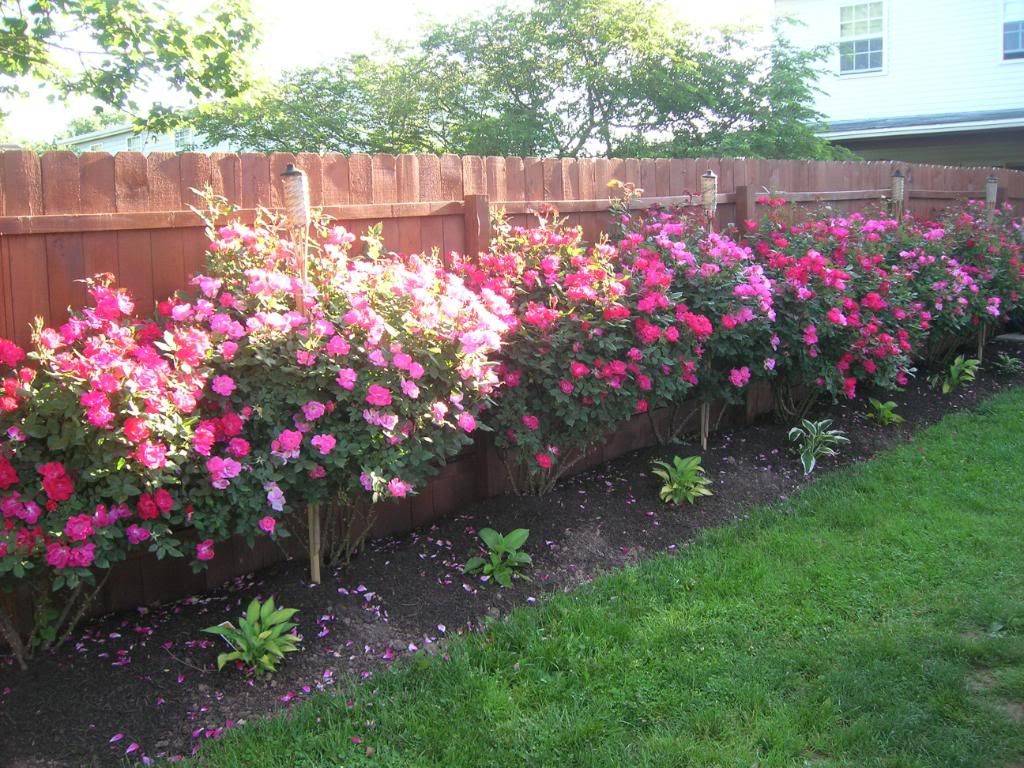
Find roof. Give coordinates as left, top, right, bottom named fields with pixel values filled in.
left=63, top=124, right=137, bottom=145
left=822, top=109, right=1024, bottom=140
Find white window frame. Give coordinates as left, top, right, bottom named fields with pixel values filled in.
left=1003, top=0, right=1024, bottom=64
left=838, top=1, right=886, bottom=77
left=126, top=133, right=144, bottom=152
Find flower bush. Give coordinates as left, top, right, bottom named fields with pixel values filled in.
left=616, top=204, right=777, bottom=435
left=0, top=205, right=507, bottom=666
left=0, top=278, right=210, bottom=662
left=454, top=209, right=700, bottom=493
left=174, top=209, right=507, bottom=562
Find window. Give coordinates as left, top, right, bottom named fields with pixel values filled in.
left=126, top=133, right=143, bottom=151
left=1005, top=1, right=1024, bottom=60
left=839, top=2, right=884, bottom=74
left=174, top=127, right=194, bottom=150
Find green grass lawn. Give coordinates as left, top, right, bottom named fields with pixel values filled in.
left=188, top=390, right=1024, bottom=768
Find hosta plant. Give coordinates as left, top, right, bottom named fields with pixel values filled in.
left=463, top=527, right=531, bottom=587
left=866, top=398, right=905, bottom=427
left=203, top=596, right=300, bottom=675
left=788, top=419, right=850, bottom=475
left=651, top=455, right=713, bottom=505
left=928, top=355, right=980, bottom=394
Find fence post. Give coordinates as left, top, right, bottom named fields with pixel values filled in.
left=891, top=169, right=906, bottom=220
left=986, top=175, right=1000, bottom=225
left=701, top=170, right=717, bottom=233
left=735, top=185, right=757, bottom=230
left=463, top=193, right=491, bottom=260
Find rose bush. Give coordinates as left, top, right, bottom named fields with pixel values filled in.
left=0, top=278, right=210, bottom=663
left=172, top=210, right=507, bottom=562
left=0, top=190, right=1021, bottom=666
left=616, top=203, right=777, bottom=438
left=454, top=209, right=701, bottom=493
left=0, top=206, right=507, bottom=666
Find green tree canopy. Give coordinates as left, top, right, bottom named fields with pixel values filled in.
left=0, top=0, right=260, bottom=131
left=193, top=0, right=843, bottom=160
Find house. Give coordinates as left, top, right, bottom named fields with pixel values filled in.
left=61, top=124, right=237, bottom=154
left=774, top=0, right=1024, bottom=167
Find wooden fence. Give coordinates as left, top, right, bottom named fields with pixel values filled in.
left=0, top=150, right=1022, bottom=624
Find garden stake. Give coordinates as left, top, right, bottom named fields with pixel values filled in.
left=281, top=163, right=322, bottom=585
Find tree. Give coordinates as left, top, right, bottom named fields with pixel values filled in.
left=192, top=0, right=844, bottom=160
left=0, top=0, right=260, bottom=131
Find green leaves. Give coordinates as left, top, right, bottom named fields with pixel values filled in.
left=929, top=355, right=981, bottom=395
left=188, top=1, right=837, bottom=159
left=651, top=455, right=713, bottom=506
left=203, top=597, right=300, bottom=675
left=4, top=0, right=259, bottom=132
left=463, top=528, right=532, bottom=588
left=867, top=398, right=905, bottom=427
left=788, top=419, right=850, bottom=476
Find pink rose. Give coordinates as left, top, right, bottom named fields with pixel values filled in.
left=365, top=384, right=392, bottom=407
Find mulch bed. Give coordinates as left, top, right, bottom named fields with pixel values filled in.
left=3, top=342, right=1024, bottom=768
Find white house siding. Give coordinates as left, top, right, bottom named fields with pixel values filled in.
left=775, top=0, right=1024, bottom=123
left=67, top=128, right=237, bottom=155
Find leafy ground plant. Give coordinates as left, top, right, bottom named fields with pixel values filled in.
left=929, top=355, right=981, bottom=394
left=993, top=351, right=1024, bottom=376
left=463, top=528, right=531, bottom=587
left=867, top=398, right=905, bottom=427
left=788, top=418, right=850, bottom=475
left=203, top=597, right=300, bottom=675
left=185, top=389, right=1024, bottom=768
left=651, top=455, right=713, bottom=505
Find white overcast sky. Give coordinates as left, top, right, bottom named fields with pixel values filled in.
left=3, top=0, right=774, bottom=143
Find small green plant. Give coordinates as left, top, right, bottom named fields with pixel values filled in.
left=866, top=398, right=905, bottom=427
left=929, top=355, right=980, bottom=394
left=788, top=419, right=850, bottom=475
left=992, top=351, right=1024, bottom=376
left=203, top=597, right=300, bottom=674
left=651, top=455, right=713, bottom=505
left=464, top=528, right=531, bottom=587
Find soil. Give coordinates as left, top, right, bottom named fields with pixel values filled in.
left=3, top=342, right=1024, bottom=768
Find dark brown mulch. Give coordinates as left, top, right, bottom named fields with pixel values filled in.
left=2, top=343, right=1023, bottom=768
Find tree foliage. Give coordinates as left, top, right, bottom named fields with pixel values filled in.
left=0, top=0, right=260, bottom=130
left=193, top=0, right=843, bottom=159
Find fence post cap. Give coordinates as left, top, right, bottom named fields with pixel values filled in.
left=701, top=169, right=717, bottom=179
left=281, top=163, right=303, bottom=177
left=892, top=169, right=903, bottom=178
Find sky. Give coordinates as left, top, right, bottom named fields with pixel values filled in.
left=2, top=0, right=774, bottom=143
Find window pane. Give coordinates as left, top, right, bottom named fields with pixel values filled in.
left=869, top=1, right=882, bottom=15
left=839, top=41, right=854, bottom=56
left=841, top=21, right=853, bottom=36
left=841, top=5, right=854, bottom=21
left=869, top=50, right=882, bottom=68
left=855, top=4, right=867, bottom=20
left=840, top=53, right=855, bottom=71
left=868, top=17, right=882, bottom=33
